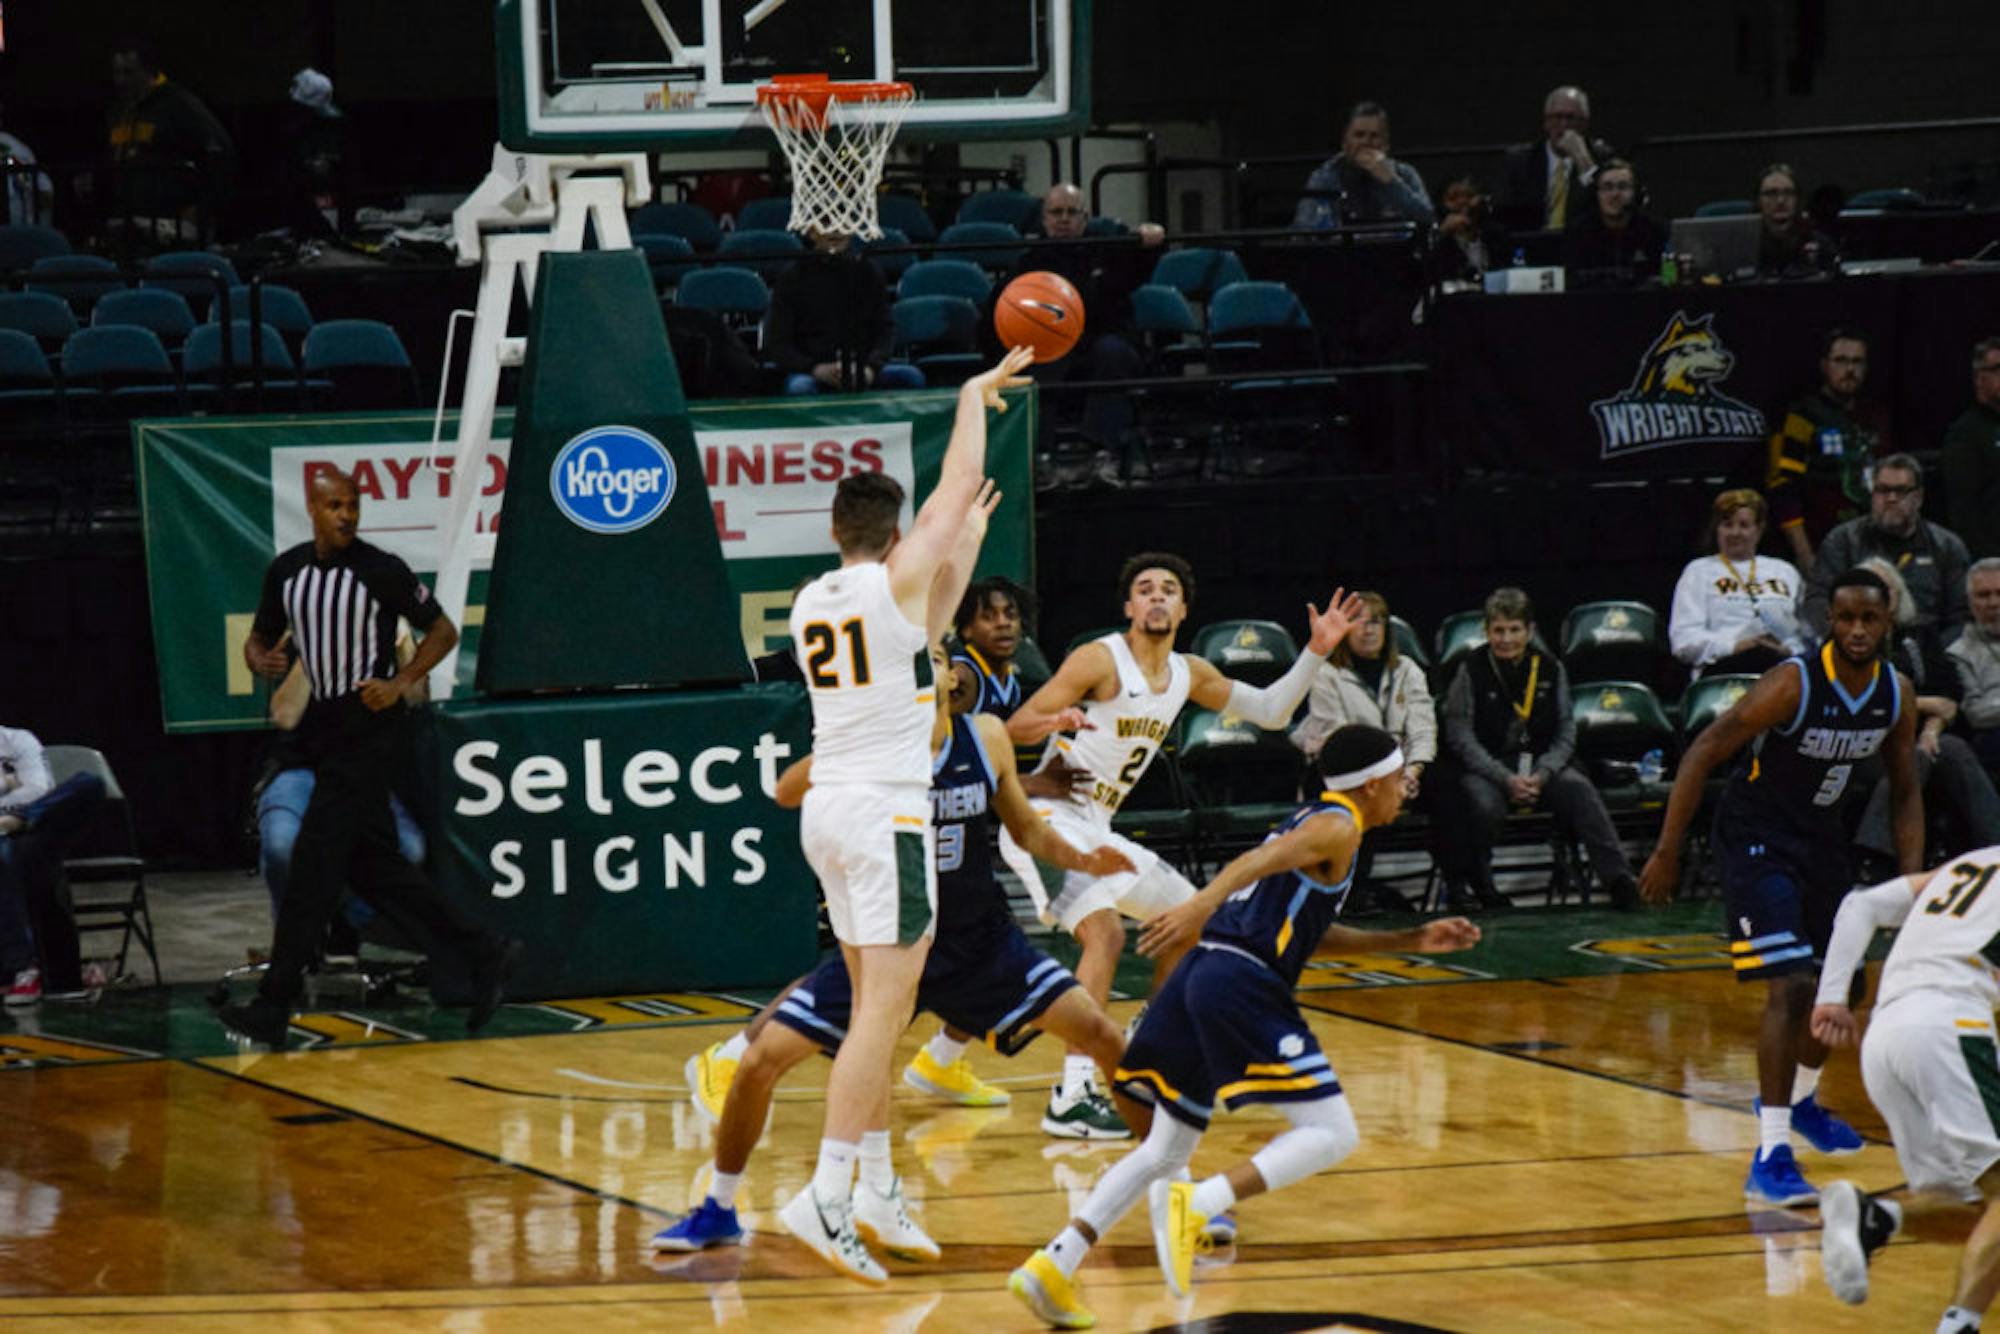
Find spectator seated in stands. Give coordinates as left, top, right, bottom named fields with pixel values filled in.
left=1292, top=101, right=1433, bottom=230
left=1766, top=326, right=1890, bottom=572
left=101, top=34, right=236, bottom=248
left=1494, top=85, right=1615, bottom=233
left=1752, top=163, right=1839, bottom=279
left=949, top=575, right=1036, bottom=720
left=0, top=97, right=55, bottom=227
left=1425, top=177, right=1509, bottom=288
left=1669, top=487, right=1806, bottom=678
left=1802, top=453, right=1970, bottom=649
left=0, top=726, right=108, bottom=1006
left=1005, top=182, right=1164, bottom=463
left=1439, top=587, right=1639, bottom=912
left=1949, top=557, right=2000, bottom=773
left=1560, top=158, right=1666, bottom=289
left=764, top=228, right=922, bottom=396
left=1942, top=336, right=2000, bottom=562
left=1289, top=590, right=1437, bottom=912
left=1848, top=556, right=2000, bottom=879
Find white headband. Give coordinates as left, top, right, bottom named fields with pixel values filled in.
left=1323, top=746, right=1405, bottom=791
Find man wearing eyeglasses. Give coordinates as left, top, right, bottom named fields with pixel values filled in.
left=1753, top=163, right=1839, bottom=279
left=1802, top=454, right=1971, bottom=646
left=1942, top=337, right=2000, bottom=561
left=1768, top=327, right=1891, bottom=573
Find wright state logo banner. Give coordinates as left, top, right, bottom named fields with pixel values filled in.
left=1589, top=310, right=1767, bottom=459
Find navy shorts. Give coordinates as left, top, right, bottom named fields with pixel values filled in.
left=1713, top=804, right=1851, bottom=983
left=771, top=921, right=1078, bottom=1057
left=1114, top=944, right=1341, bottom=1130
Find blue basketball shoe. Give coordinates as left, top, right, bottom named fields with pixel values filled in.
left=1744, top=1144, right=1818, bottom=1207
left=652, top=1198, right=743, bottom=1252
left=1787, top=1095, right=1865, bottom=1155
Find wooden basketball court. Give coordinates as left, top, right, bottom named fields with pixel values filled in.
left=0, top=923, right=1974, bottom=1332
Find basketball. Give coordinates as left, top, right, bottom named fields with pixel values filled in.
left=994, top=271, right=1086, bottom=361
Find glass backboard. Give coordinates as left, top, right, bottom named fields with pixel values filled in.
left=497, top=0, right=1089, bottom=151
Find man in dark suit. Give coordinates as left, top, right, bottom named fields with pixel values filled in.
left=1494, top=86, right=1615, bottom=233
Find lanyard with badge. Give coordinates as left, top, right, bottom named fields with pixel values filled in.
left=1491, top=650, right=1539, bottom=773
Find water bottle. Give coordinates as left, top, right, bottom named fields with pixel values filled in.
left=1659, top=249, right=1679, bottom=286
left=1511, top=246, right=1527, bottom=267
left=1637, top=748, right=1665, bottom=786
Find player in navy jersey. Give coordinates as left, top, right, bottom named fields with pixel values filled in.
left=949, top=576, right=1033, bottom=720
left=1642, top=566, right=1922, bottom=1207
left=653, top=648, right=1139, bottom=1261
left=1009, top=725, right=1480, bottom=1326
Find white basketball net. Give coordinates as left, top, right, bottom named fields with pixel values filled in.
left=759, top=84, right=914, bottom=240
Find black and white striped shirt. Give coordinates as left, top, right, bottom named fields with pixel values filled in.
left=253, top=539, right=441, bottom=702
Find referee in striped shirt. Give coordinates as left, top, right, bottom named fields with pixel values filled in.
left=219, top=468, right=519, bottom=1048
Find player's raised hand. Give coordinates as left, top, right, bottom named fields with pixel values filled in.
left=964, top=345, right=1035, bottom=412
left=962, top=478, right=1002, bottom=541
left=1413, top=916, right=1481, bottom=953
left=1638, top=847, right=1678, bottom=905
left=1810, top=1002, right=1858, bottom=1049
left=1303, top=587, right=1369, bottom=656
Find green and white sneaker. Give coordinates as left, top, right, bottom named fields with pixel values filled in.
left=1041, top=1085, right=1132, bottom=1140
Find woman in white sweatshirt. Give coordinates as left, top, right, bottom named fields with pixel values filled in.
left=1669, top=488, right=1806, bottom=678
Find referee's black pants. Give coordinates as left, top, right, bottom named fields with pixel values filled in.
left=258, top=698, right=493, bottom=1009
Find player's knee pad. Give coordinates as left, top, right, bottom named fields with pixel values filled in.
left=1252, top=1097, right=1359, bottom=1190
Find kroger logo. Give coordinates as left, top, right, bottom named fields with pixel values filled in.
left=549, top=427, right=676, bottom=534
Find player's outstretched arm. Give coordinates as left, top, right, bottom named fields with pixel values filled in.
left=1884, top=673, right=1925, bottom=874
left=979, top=715, right=1133, bottom=878
left=1637, top=661, right=1803, bottom=905
left=1185, top=589, right=1368, bottom=728
left=1138, top=811, right=1355, bottom=960
left=888, top=348, right=1033, bottom=613
left=927, top=479, right=1002, bottom=645
left=1007, top=641, right=1116, bottom=745
left=773, top=754, right=814, bottom=809
left=1810, top=869, right=1931, bottom=1047
left=1315, top=916, right=1481, bottom=958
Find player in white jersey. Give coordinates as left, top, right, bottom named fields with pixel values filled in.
left=779, top=346, right=1032, bottom=1284
left=1004, top=551, right=1365, bottom=1136
left=1811, top=846, right=2000, bottom=1331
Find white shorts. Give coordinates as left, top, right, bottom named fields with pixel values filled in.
left=1861, top=991, right=2000, bottom=1201
left=800, top=782, right=936, bottom=948
left=998, top=800, right=1195, bottom=934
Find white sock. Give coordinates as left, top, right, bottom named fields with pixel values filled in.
left=1939, top=1306, right=1982, bottom=1334
left=811, top=1138, right=858, bottom=1203
left=925, top=1030, right=968, bottom=1068
left=858, top=1129, right=894, bottom=1194
left=1190, top=1175, right=1236, bottom=1218
left=718, top=1030, right=750, bottom=1063
left=1759, top=1105, right=1792, bottom=1159
left=1062, top=1054, right=1097, bottom=1099
left=1048, top=1225, right=1093, bottom=1277
left=1791, top=1065, right=1821, bottom=1106
left=710, top=1169, right=742, bottom=1209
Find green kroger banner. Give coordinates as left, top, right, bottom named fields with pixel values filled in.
left=424, top=686, right=815, bottom=996
left=134, top=392, right=1035, bottom=732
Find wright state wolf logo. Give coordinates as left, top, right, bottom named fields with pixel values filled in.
left=1590, top=311, right=1766, bottom=459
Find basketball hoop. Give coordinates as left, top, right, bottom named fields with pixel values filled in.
left=756, top=74, right=914, bottom=240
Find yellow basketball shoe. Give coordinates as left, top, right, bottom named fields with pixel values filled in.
left=1008, top=1248, right=1096, bottom=1329
left=904, top=1048, right=1011, bottom=1107
left=684, top=1041, right=738, bottom=1120
left=1147, top=1178, right=1208, bottom=1298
